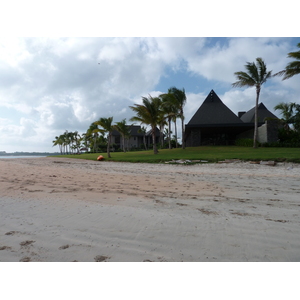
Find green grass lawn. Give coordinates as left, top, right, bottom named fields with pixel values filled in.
left=51, top=146, right=300, bottom=163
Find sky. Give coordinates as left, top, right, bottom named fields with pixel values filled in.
left=0, top=3, right=299, bottom=153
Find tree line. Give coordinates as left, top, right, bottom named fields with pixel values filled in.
left=53, top=42, right=300, bottom=155
left=53, top=86, right=187, bottom=156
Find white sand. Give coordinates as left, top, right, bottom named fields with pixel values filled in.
left=0, top=157, right=300, bottom=262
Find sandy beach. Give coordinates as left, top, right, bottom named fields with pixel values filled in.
left=0, top=157, right=300, bottom=262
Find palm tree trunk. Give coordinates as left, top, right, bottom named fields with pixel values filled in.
left=152, top=127, right=158, bottom=154
left=168, top=118, right=171, bottom=149
left=107, top=133, right=111, bottom=158
left=181, top=114, right=185, bottom=149
left=143, top=134, right=147, bottom=150
left=253, top=86, right=260, bottom=148
left=122, top=134, right=126, bottom=152
left=174, top=120, right=178, bottom=148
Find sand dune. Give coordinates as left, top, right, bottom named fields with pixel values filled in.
left=1, top=157, right=300, bottom=262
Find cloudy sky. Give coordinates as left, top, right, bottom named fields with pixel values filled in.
left=0, top=4, right=299, bottom=153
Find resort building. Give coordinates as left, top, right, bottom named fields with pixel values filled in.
left=185, top=90, right=279, bottom=146
left=111, top=125, right=161, bottom=150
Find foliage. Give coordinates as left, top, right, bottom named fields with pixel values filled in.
left=232, top=57, right=272, bottom=148
left=129, top=95, right=162, bottom=154
left=94, top=117, right=114, bottom=158
left=274, top=42, right=300, bottom=80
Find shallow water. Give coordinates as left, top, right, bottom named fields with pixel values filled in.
left=0, top=156, right=47, bottom=159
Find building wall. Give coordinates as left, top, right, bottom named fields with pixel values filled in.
left=186, top=129, right=201, bottom=147
left=236, top=120, right=280, bottom=143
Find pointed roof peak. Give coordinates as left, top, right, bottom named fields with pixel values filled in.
left=203, top=89, right=222, bottom=104
left=258, top=102, right=267, bottom=109
left=187, top=90, right=243, bottom=125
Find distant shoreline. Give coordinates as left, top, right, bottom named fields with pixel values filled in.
left=0, top=153, right=60, bottom=157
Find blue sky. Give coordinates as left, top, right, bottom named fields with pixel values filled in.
left=0, top=4, right=299, bottom=152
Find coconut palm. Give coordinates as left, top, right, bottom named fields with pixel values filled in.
left=138, top=126, right=148, bottom=150
left=274, top=102, right=296, bottom=130
left=168, top=87, right=187, bottom=149
left=160, top=92, right=178, bottom=149
left=52, top=135, right=64, bottom=154
left=94, top=117, right=114, bottom=158
left=274, top=42, right=300, bottom=80
left=232, top=57, right=272, bottom=148
left=115, top=119, right=129, bottom=152
left=130, top=95, right=161, bottom=154
left=86, top=123, right=103, bottom=153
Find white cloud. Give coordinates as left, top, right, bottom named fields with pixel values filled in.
left=0, top=37, right=299, bottom=152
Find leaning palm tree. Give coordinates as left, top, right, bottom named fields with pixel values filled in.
left=94, top=117, right=114, bottom=158
left=168, top=87, right=187, bottom=149
left=86, top=123, right=103, bottom=153
left=232, top=57, right=272, bottom=148
left=130, top=95, right=161, bottom=154
left=274, top=42, right=300, bottom=80
left=52, top=135, right=64, bottom=154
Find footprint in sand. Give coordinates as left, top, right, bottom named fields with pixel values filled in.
left=59, top=244, right=70, bottom=250
left=20, top=240, right=35, bottom=247
left=19, top=256, right=32, bottom=262
left=94, top=255, right=110, bottom=262
left=0, top=246, right=12, bottom=250
left=5, top=231, right=21, bottom=235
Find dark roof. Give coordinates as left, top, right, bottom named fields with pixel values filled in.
left=187, top=90, right=244, bottom=126
left=240, top=103, right=278, bottom=123
left=146, top=127, right=161, bottom=137
left=111, top=125, right=144, bottom=136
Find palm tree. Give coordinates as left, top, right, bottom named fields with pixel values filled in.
left=130, top=95, right=161, bottom=154
left=274, top=42, right=300, bottom=80
left=86, top=123, right=103, bottom=153
left=160, top=92, right=178, bottom=149
left=138, top=126, right=148, bottom=150
left=94, top=117, right=114, bottom=158
left=52, top=135, right=64, bottom=154
left=168, top=87, right=187, bottom=149
left=232, top=57, right=272, bottom=148
left=274, top=102, right=296, bottom=130
left=115, top=119, right=129, bottom=152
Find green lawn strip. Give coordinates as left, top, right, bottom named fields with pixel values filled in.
left=50, top=146, right=300, bottom=163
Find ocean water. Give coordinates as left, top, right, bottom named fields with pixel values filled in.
left=0, top=156, right=47, bottom=159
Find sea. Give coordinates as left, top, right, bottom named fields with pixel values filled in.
left=0, top=155, right=48, bottom=159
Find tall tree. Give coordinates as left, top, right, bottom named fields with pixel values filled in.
left=86, top=123, right=103, bottom=153
left=130, top=95, right=161, bottom=154
left=160, top=92, right=178, bottom=149
left=274, top=42, right=300, bottom=80
left=232, top=57, right=272, bottom=148
left=94, top=117, right=114, bottom=158
left=274, top=102, right=296, bottom=130
left=168, top=87, right=187, bottom=149
left=138, top=126, right=148, bottom=150
left=52, top=135, right=64, bottom=154
left=115, top=119, right=129, bottom=152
